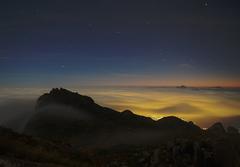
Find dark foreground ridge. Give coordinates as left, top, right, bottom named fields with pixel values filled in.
left=0, top=126, right=92, bottom=167
left=1, top=88, right=240, bottom=167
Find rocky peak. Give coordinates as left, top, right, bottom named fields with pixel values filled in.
left=207, top=122, right=226, bottom=134
left=121, top=110, right=134, bottom=116
left=36, top=88, right=95, bottom=109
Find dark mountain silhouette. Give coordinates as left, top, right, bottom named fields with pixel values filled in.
left=1, top=88, right=240, bottom=167
left=24, top=88, right=202, bottom=147
left=207, top=122, right=226, bottom=135
left=2, top=123, right=240, bottom=167
left=176, top=85, right=187, bottom=88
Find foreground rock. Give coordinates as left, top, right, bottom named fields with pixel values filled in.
left=0, top=126, right=93, bottom=167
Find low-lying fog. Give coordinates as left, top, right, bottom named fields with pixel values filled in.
left=0, top=86, right=240, bottom=129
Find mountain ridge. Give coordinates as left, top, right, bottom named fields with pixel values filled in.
left=23, top=88, right=202, bottom=147
left=1, top=88, right=240, bottom=166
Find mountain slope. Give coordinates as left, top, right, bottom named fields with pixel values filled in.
left=24, top=88, right=202, bottom=147
left=3, top=88, right=240, bottom=167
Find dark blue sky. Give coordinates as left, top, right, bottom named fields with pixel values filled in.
left=1, top=0, right=240, bottom=87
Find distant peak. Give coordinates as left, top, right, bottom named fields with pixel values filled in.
left=157, top=116, right=201, bottom=131
left=157, top=116, right=186, bottom=126
left=209, top=122, right=224, bottom=129
left=159, top=116, right=183, bottom=122
left=207, top=122, right=225, bottom=134
left=121, top=110, right=134, bottom=115
left=176, top=85, right=187, bottom=88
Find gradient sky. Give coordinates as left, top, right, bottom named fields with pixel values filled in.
left=1, top=0, right=240, bottom=87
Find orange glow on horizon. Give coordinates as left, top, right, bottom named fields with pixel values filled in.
left=1, top=86, right=240, bottom=128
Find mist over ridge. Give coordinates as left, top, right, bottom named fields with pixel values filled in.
left=1, top=86, right=240, bottom=129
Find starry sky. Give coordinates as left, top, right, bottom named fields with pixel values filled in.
left=1, top=0, right=240, bottom=87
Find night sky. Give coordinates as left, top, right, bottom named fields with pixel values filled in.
left=1, top=0, right=240, bottom=87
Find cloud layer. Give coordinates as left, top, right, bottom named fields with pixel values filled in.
left=0, top=87, right=240, bottom=128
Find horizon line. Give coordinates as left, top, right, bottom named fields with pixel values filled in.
left=1, top=85, right=240, bottom=89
